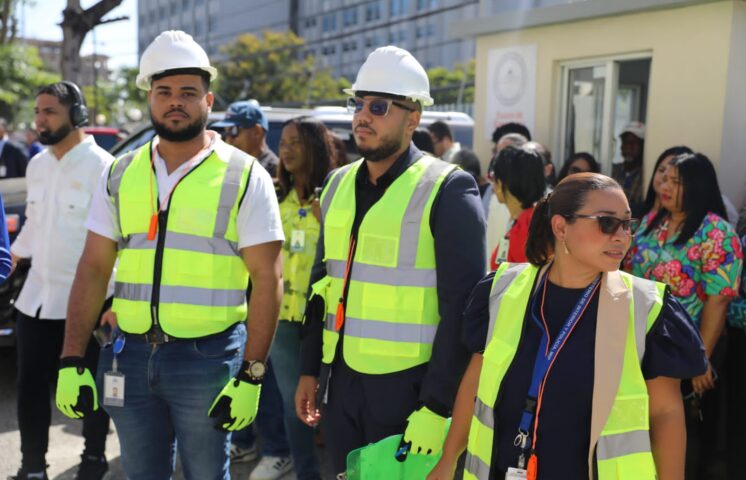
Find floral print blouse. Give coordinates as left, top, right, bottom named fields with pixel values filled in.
left=625, top=212, right=743, bottom=325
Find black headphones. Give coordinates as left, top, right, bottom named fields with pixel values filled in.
left=60, top=80, right=89, bottom=128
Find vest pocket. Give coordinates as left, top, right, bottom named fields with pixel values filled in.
left=603, top=393, right=650, bottom=434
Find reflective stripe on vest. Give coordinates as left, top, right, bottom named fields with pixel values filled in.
left=108, top=142, right=253, bottom=338
left=464, top=263, right=665, bottom=480
left=315, top=155, right=455, bottom=374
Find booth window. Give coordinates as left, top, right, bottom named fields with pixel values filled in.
left=558, top=56, right=651, bottom=175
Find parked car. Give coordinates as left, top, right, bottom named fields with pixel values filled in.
left=110, top=106, right=475, bottom=161
left=84, top=126, right=125, bottom=152
left=0, top=177, right=29, bottom=347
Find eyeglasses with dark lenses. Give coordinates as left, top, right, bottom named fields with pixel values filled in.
left=346, top=97, right=415, bottom=116
left=566, top=214, right=640, bottom=234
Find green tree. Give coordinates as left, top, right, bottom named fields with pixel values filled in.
left=0, top=43, right=59, bottom=121
left=216, top=30, right=348, bottom=106
left=427, top=59, right=475, bottom=105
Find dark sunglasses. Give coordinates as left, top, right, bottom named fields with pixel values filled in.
left=565, top=214, right=640, bottom=235
left=346, top=97, right=415, bottom=116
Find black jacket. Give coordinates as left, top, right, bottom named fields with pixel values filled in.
left=0, top=140, right=29, bottom=178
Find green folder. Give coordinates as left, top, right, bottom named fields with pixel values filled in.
left=346, top=422, right=450, bottom=480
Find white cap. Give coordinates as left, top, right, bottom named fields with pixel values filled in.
left=620, top=121, right=645, bottom=140
left=344, top=45, right=434, bottom=107
left=136, top=30, right=218, bottom=91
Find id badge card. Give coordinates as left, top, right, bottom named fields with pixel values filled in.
left=505, top=467, right=527, bottom=480
left=290, top=229, right=306, bottom=253
left=103, top=371, right=125, bottom=407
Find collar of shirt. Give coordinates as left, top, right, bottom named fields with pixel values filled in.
left=151, top=130, right=218, bottom=177
left=50, top=135, right=98, bottom=163
left=355, top=142, right=421, bottom=190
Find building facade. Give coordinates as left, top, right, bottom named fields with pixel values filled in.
left=452, top=0, right=746, bottom=210
left=137, top=0, right=477, bottom=82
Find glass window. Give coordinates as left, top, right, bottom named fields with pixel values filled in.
left=559, top=57, right=651, bottom=174
left=343, top=7, right=358, bottom=27
left=417, top=0, right=437, bottom=10
left=322, top=13, right=337, bottom=32
left=366, top=1, right=382, bottom=21
left=390, top=0, right=409, bottom=17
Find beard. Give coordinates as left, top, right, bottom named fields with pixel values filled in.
left=357, top=133, right=403, bottom=162
left=38, top=123, right=73, bottom=145
left=151, top=109, right=208, bottom=142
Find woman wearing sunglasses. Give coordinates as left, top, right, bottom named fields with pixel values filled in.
left=271, top=116, right=333, bottom=479
left=624, top=152, right=742, bottom=479
left=488, top=144, right=546, bottom=270
left=556, top=152, right=600, bottom=183
left=428, top=173, right=706, bottom=480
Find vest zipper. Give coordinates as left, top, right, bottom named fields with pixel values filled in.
left=147, top=152, right=212, bottom=334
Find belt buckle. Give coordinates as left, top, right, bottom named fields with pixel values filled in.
left=144, top=326, right=169, bottom=345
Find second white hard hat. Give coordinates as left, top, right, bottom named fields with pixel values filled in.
left=136, top=30, right=218, bottom=91
left=344, top=45, right=434, bottom=107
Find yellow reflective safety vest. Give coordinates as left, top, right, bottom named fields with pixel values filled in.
left=310, top=155, right=455, bottom=374
left=279, top=189, right=320, bottom=322
left=464, top=263, right=666, bottom=480
left=108, top=141, right=254, bottom=338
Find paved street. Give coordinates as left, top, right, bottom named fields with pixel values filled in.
left=0, top=347, right=333, bottom=479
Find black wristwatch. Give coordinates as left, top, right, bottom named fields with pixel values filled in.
left=240, top=360, right=266, bottom=384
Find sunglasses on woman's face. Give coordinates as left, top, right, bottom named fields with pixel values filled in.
left=346, top=97, right=415, bottom=116
left=565, top=214, right=641, bottom=235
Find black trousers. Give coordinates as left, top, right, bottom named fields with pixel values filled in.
left=726, top=327, right=746, bottom=479
left=321, top=361, right=425, bottom=475
left=684, top=337, right=728, bottom=480
left=15, top=310, right=110, bottom=470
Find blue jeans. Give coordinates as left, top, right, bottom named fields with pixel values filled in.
left=231, top=357, right=290, bottom=457
left=97, top=324, right=246, bottom=480
left=271, top=321, right=321, bottom=480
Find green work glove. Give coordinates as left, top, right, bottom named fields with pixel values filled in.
left=208, top=363, right=261, bottom=432
left=402, top=406, right=448, bottom=456
left=55, top=356, right=99, bottom=419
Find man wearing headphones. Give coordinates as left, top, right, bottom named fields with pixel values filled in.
left=9, top=82, right=114, bottom=480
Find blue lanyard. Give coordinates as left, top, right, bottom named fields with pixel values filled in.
left=515, top=269, right=601, bottom=452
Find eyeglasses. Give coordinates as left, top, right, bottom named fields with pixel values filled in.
left=565, top=214, right=640, bottom=235
left=346, top=97, right=415, bottom=116
left=222, top=125, right=241, bottom=138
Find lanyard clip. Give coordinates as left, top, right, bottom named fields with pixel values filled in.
left=514, top=430, right=529, bottom=449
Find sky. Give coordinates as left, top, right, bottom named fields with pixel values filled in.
left=21, top=0, right=139, bottom=70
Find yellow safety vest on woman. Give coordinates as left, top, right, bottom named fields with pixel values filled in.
left=309, top=155, right=454, bottom=374
left=464, top=263, right=666, bottom=480
left=108, top=142, right=254, bottom=338
left=279, top=189, right=320, bottom=322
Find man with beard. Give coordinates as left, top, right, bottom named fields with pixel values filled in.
left=56, top=31, right=284, bottom=479
left=295, top=46, right=486, bottom=478
left=9, top=81, right=113, bottom=480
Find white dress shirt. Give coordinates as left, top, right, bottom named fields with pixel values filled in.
left=11, top=135, right=114, bottom=319
left=86, top=131, right=284, bottom=250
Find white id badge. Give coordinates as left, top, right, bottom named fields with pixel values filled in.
left=103, top=371, right=125, bottom=407
left=290, top=229, right=306, bottom=253
left=505, top=467, right=527, bottom=480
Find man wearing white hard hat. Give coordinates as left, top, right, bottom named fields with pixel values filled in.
left=56, top=31, right=284, bottom=479
left=615, top=121, right=646, bottom=206
left=296, top=45, right=486, bottom=476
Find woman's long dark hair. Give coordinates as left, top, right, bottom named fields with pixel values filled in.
left=526, top=173, right=622, bottom=266
left=276, top=116, right=333, bottom=202
left=556, top=152, right=600, bottom=182
left=640, top=146, right=693, bottom=217
left=643, top=152, right=726, bottom=245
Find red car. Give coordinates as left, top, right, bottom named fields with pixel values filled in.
left=83, top=126, right=125, bottom=152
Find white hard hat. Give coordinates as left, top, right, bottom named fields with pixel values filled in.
left=344, top=45, right=434, bottom=107
left=136, top=30, right=218, bottom=91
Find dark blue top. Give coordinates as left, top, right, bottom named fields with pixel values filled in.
left=462, top=270, right=707, bottom=479
left=0, top=193, right=12, bottom=282
left=300, top=143, right=487, bottom=416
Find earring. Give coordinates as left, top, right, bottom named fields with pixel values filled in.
left=563, top=241, right=570, bottom=255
